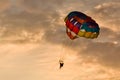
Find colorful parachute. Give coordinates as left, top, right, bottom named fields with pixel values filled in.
left=64, top=11, right=100, bottom=40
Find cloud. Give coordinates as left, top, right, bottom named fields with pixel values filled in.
left=0, top=9, right=64, bottom=43
left=0, top=0, right=66, bottom=44
left=48, top=27, right=120, bottom=69
left=0, top=0, right=119, bottom=44
left=80, top=41, right=120, bottom=68
left=0, top=0, right=10, bottom=12
left=72, top=27, right=120, bottom=69
left=90, top=1, right=120, bottom=31
left=0, top=0, right=120, bottom=80
left=0, top=0, right=120, bottom=68
left=0, top=0, right=119, bottom=43
left=18, top=0, right=64, bottom=13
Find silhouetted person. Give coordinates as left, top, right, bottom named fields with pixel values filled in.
left=59, top=60, right=64, bottom=69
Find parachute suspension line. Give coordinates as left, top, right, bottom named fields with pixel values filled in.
left=59, top=33, right=75, bottom=62
left=59, top=34, right=68, bottom=62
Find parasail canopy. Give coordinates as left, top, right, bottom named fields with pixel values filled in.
left=64, top=11, right=100, bottom=40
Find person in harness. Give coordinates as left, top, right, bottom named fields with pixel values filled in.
left=59, top=60, right=64, bottom=69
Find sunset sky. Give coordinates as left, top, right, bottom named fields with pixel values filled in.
left=0, top=0, right=120, bottom=80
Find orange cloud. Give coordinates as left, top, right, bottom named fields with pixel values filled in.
left=0, top=0, right=10, bottom=12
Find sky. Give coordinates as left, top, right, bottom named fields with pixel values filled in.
left=0, top=0, right=120, bottom=80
